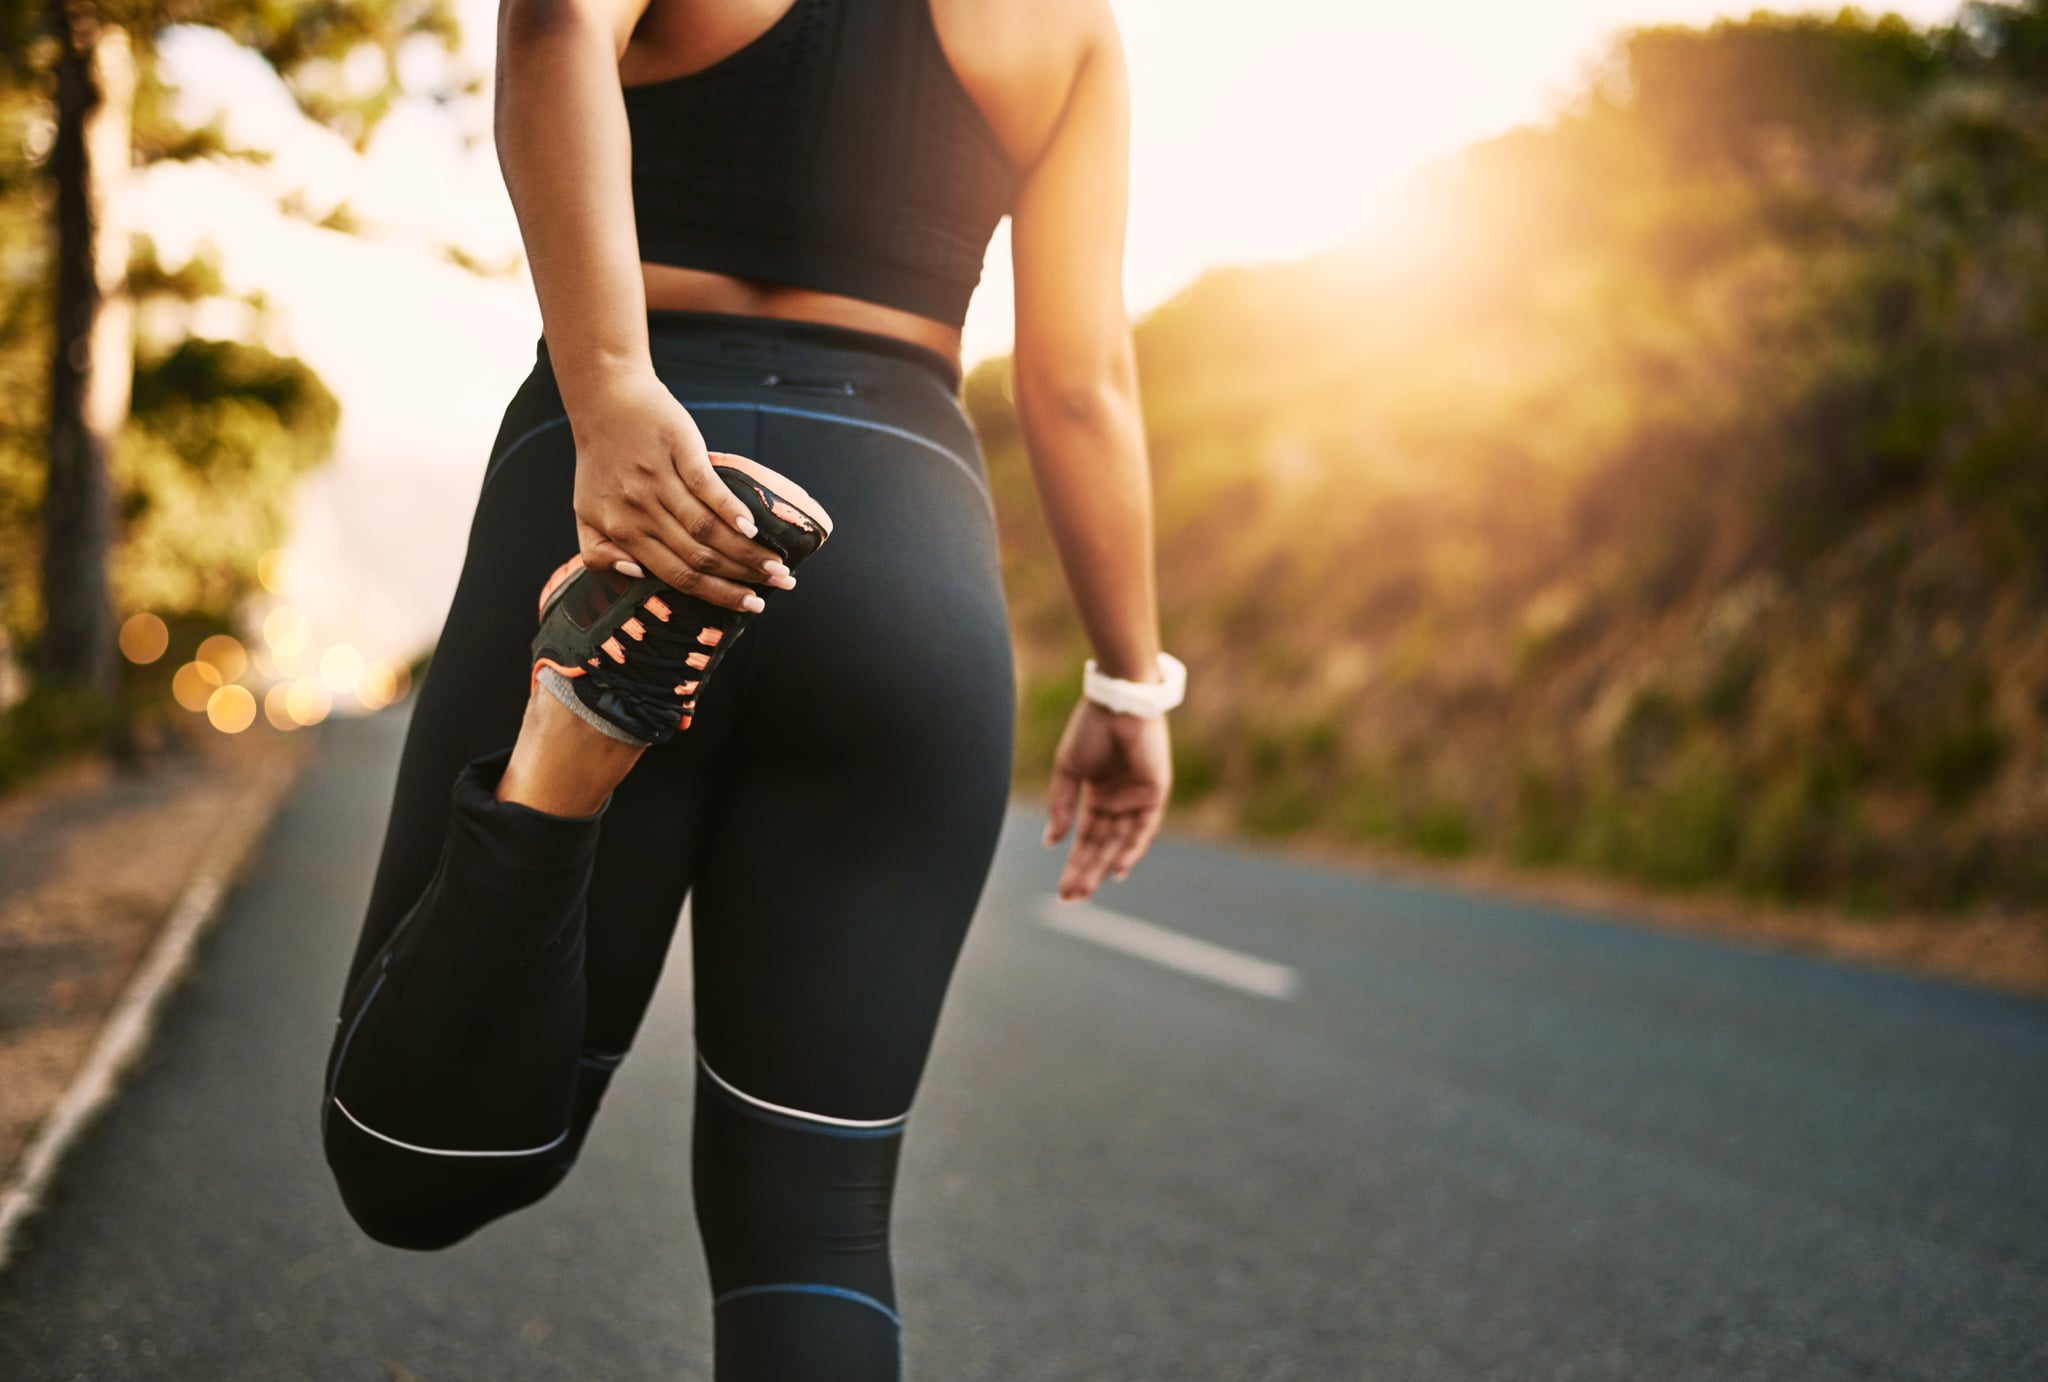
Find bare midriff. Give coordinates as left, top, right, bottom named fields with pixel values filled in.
left=641, top=262, right=964, bottom=374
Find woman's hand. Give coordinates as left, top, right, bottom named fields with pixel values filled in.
left=568, top=367, right=796, bottom=612
left=1044, top=699, right=1172, bottom=902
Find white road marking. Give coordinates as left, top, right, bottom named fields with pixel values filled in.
left=1039, top=897, right=1301, bottom=1000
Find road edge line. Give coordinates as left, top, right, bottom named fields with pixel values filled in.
left=0, top=736, right=312, bottom=1273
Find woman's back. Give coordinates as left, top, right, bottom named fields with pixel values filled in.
left=622, top=0, right=1014, bottom=326
left=619, top=0, right=1096, bottom=351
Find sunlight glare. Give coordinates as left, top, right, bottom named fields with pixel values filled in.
left=320, top=643, right=365, bottom=694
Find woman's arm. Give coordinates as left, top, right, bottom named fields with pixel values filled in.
left=496, top=0, right=790, bottom=611
left=1010, top=13, right=1158, bottom=682
left=1010, top=8, right=1172, bottom=900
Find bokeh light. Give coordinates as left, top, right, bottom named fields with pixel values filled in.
left=320, top=642, right=364, bottom=695
left=262, top=605, right=311, bottom=660
left=257, top=548, right=286, bottom=594
left=264, top=683, right=298, bottom=732
left=171, top=660, right=223, bottom=711
left=197, top=633, right=249, bottom=682
left=206, top=684, right=257, bottom=733
left=355, top=660, right=411, bottom=711
left=119, top=612, right=169, bottom=664
left=286, top=677, right=333, bottom=726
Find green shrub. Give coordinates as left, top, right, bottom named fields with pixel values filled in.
left=1637, top=744, right=1741, bottom=887
left=0, top=683, right=126, bottom=789
left=1913, top=681, right=2006, bottom=807
left=1170, top=740, right=1222, bottom=804
left=1240, top=779, right=1315, bottom=837
left=1612, top=687, right=1689, bottom=788
left=1509, top=762, right=1573, bottom=866
left=1408, top=800, right=1477, bottom=858
left=1699, top=645, right=1762, bottom=723
left=1332, top=774, right=1400, bottom=843
left=1735, top=766, right=1832, bottom=899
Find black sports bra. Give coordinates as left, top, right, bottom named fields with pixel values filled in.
left=623, top=0, right=1021, bottom=328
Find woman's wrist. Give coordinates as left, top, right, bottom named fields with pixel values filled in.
left=552, top=344, right=658, bottom=419
left=1083, top=651, right=1186, bottom=718
left=1089, top=638, right=1164, bottom=682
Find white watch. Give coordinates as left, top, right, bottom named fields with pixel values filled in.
left=1082, top=651, right=1187, bottom=718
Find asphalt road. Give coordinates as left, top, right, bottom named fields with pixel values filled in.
left=2, top=707, right=2043, bottom=1381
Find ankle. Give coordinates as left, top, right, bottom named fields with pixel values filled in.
left=496, top=685, right=645, bottom=816
left=536, top=665, right=649, bottom=746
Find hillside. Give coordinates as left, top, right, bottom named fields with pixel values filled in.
left=968, top=4, right=2048, bottom=915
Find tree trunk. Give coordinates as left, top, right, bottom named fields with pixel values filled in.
left=40, top=4, right=133, bottom=696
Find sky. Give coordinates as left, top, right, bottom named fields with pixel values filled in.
left=132, top=0, right=1965, bottom=665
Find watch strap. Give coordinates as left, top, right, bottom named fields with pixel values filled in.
left=1082, top=651, right=1187, bottom=718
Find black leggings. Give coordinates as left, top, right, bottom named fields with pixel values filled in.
left=320, top=311, right=1016, bottom=1380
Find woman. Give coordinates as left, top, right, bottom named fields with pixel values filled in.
left=319, top=0, right=1182, bottom=1376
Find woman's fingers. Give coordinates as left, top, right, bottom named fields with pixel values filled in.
left=1059, top=797, right=1139, bottom=901
left=669, top=449, right=790, bottom=578
left=1062, top=787, right=1167, bottom=895
left=579, top=500, right=762, bottom=613
left=1045, top=766, right=1081, bottom=847
left=710, top=451, right=834, bottom=536
left=580, top=466, right=809, bottom=614
left=1056, top=809, right=1108, bottom=899
left=1096, top=810, right=1147, bottom=889
left=638, top=501, right=777, bottom=587
left=1105, top=803, right=1165, bottom=882
left=627, top=532, right=765, bottom=613
left=575, top=521, right=640, bottom=579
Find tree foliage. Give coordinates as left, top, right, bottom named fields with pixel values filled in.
left=0, top=0, right=459, bottom=772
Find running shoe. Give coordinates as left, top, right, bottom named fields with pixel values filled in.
left=530, top=459, right=832, bottom=745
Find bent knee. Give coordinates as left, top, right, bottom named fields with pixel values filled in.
left=324, top=1098, right=571, bottom=1251
left=333, top=1183, right=480, bottom=1253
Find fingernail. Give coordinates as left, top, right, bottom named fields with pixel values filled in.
left=768, top=574, right=796, bottom=590
left=613, top=559, right=645, bottom=579
left=735, top=515, right=759, bottom=538
left=762, top=559, right=791, bottom=578
left=741, top=593, right=766, bottom=613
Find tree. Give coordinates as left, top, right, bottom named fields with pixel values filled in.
left=39, top=6, right=130, bottom=695
left=5, top=0, right=466, bottom=700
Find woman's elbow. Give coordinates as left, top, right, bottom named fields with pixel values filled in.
left=1014, top=352, right=1138, bottom=434
left=498, top=0, right=606, bottom=54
